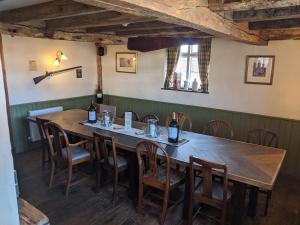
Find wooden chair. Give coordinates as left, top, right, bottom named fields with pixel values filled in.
left=44, top=121, right=92, bottom=196
left=188, top=156, right=231, bottom=225
left=204, top=120, right=234, bottom=139
left=94, top=131, right=128, bottom=203
left=165, top=112, right=193, bottom=131
left=36, top=117, right=51, bottom=167
left=121, top=111, right=140, bottom=121
left=247, top=129, right=279, bottom=216
left=141, top=114, right=159, bottom=124
left=136, top=141, right=185, bottom=225
left=95, top=103, right=117, bottom=117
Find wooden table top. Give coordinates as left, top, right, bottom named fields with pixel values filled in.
left=31, top=109, right=286, bottom=190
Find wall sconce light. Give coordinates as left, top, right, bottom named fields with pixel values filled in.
left=53, top=50, right=68, bottom=66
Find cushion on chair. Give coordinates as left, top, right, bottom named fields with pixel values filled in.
left=196, top=181, right=232, bottom=201
left=101, top=155, right=128, bottom=168
left=144, top=167, right=185, bottom=187
left=62, top=146, right=90, bottom=161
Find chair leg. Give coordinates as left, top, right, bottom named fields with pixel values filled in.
left=49, top=160, right=55, bottom=188
left=160, top=189, right=169, bottom=225
left=264, top=191, right=272, bottom=216
left=65, top=163, right=73, bottom=196
left=137, top=182, right=144, bottom=213
left=187, top=197, right=193, bottom=225
left=113, top=170, right=118, bottom=204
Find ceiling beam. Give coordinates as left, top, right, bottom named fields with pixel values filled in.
left=0, top=0, right=104, bottom=23
left=249, top=18, right=300, bottom=30
left=210, top=0, right=300, bottom=11
left=74, top=0, right=267, bottom=45
left=46, top=11, right=154, bottom=30
left=87, top=21, right=178, bottom=33
left=233, top=6, right=300, bottom=22
left=0, top=22, right=126, bottom=45
left=115, top=27, right=197, bottom=36
left=261, top=28, right=300, bottom=40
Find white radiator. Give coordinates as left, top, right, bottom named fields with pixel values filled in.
left=28, top=106, right=63, bottom=142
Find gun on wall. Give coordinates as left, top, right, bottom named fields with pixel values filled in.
left=33, top=66, right=82, bottom=85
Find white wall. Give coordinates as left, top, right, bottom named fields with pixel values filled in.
left=102, top=39, right=300, bottom=120
left=0, top=45, right=19, bottom=224
left=3, top=35, right=97, bottom=105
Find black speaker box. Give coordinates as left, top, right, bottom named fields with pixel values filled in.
left=98, top=47, right=107, bottom=56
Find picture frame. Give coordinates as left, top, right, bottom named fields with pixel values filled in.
left=116, top=52, right=137, bottom=74
left=245, top=55, right=275, bottom=85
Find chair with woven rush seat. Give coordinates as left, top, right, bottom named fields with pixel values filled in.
left=141, top=114, right=159, bottom=124
left=187, top=156, right=232, bottom=225
left=136, top=140, right=185, bottom=225
left=95, top=103, right=117, bottom=117
left=44, top=121, right=92, bottom=196
left=121, top=111, right=140, bottom=121
left=204, top=120, right=234, bottom=139
left=36, top=117, right=51, bottom=167
left=94, top=131, right=128, bottom=204
left=247, top=128, right=279, bottom=216
left=165, top=112, right=192, bottom=131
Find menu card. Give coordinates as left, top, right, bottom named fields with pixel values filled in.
left=124, top=112, right=132, bottom=130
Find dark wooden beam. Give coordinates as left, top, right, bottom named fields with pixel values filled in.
left=210, top=0, right=300, bottom=11
left=87, top=21, right=177, bottom=33
left=46, top=11, right=154, bottom=30
left=74, top=0, right=267, bottom=45
left=115, top=26, right=196, bottom=36
left=0, top=0, right=104, bottom=23
left=233, top=6, right=300, bottom=22
left=127, top=36, right=211, bottom=52
left=261, top=28, right=300, bottom=40
left=249, top=18, right=300, bottom=30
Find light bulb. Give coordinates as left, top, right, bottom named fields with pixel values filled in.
left=53, top=58, right=60, bottom=66
left=61, top=53, right=68, bottom=60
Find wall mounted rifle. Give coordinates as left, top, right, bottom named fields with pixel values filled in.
left=33, top=66, right=82, bottom=85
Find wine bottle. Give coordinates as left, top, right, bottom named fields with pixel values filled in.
left=168, top=112, right=179, bottom=143
left=96, top=87, right=103, bottom=104
left=88, top=101, right=97, bottom=123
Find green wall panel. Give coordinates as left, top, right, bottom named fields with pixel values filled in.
left=10, top=95, right=94, bottom=153
left=104, top=94, right=300, bottom=177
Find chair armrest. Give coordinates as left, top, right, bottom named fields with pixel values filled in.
left=69, top=139, right=89, bottom=148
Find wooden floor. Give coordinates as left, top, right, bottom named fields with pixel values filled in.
left=15, top=148, right=300, bottom=225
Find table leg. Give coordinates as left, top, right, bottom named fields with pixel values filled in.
left=232, top=182, right=247, bottom=225
left=248, top=186, right=258, bottom=218
left=128, top=153, right=138, bottom=200
left=182, top=167, right=190, bottom=221
left=94, top=160, right=101, bottom=193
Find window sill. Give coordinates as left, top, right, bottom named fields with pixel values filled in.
left=161, top=88, right=209, bottom=94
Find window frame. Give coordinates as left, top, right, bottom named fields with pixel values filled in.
left=179, top=45, right=198, bottom=83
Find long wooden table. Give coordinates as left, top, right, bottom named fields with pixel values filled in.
left=31, top=109, right=286, bottom=225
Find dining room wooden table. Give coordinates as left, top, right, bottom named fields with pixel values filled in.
left=28, top=109, right=286, bottom=225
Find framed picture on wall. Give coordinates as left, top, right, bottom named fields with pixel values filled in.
left=245, top=55, right=275, bottom=85
left=116, top=52, right=137, bottom=73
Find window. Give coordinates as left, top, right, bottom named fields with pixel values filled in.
left=175, top=45, right=200, bottom=90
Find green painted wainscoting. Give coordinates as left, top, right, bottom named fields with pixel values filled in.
left=104, top=94, right=300, bottom=178
left=10, top=95, right=94, bottom=154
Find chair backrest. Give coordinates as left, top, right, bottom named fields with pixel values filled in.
left=121, top=111, right=140, bottom=122
left=204, top=120, right=234, bottom=139
left=247, top=129, right=279, bottom=148
left=189, top=156, right=228, bottom=208
left=136, top=141, right=170, bottom=186
left=93, top=131, right=117, bottom=168
left=36, top=117, right=50, bottom=143
left=96, top=104, right=117, bottom=117
left=165, top=112, right=192, bottom=131
left=44, top=121, right=69, bottom=160
left=141, top=114, right=159, bottom=124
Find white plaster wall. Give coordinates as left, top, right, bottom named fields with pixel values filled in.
left=0, top=48, right=19, bottom=225
left=3, top=35, right=97, bottom=105
left=102, top=39, right=300, bottom=120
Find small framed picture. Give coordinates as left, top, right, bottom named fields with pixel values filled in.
left=116, top=52, right=137, bottom=73
left=245, top=55, right=275, bottom=85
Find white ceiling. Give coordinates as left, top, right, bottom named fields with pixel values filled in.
left=0, top=0, right=52, bottom=11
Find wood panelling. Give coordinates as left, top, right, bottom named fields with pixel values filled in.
left=104, top=95, right=300, bottom=178
left=10, top=95, right=94, bottom=153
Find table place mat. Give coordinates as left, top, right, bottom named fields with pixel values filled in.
left=81, top=120, right=189, bottom=147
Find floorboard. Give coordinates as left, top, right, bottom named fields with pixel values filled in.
left=15, top=149, right=300, bottom=225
